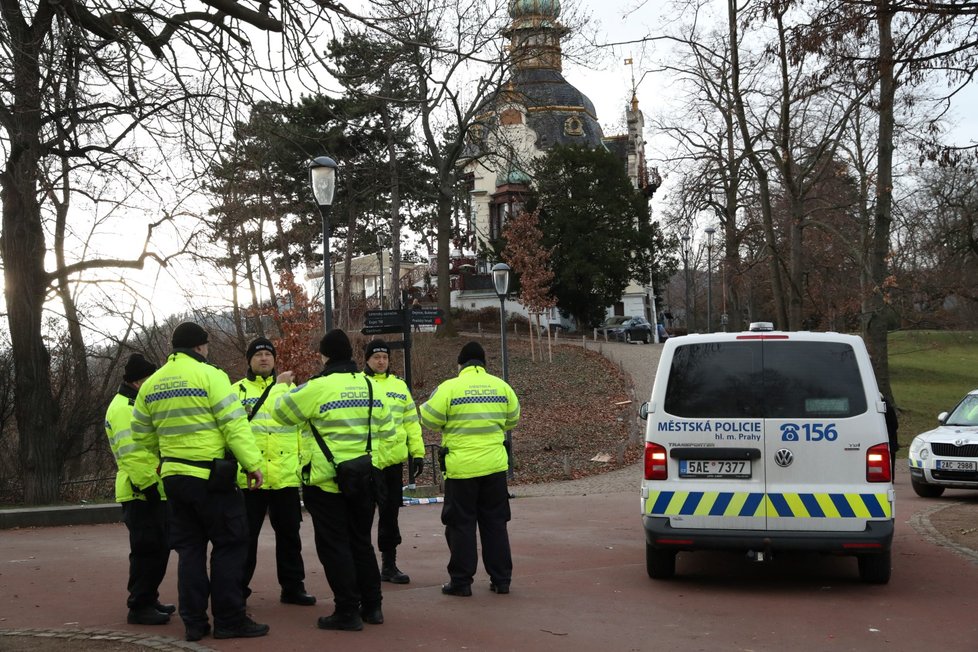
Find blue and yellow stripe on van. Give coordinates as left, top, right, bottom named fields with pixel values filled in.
left=644, top=491, right=892, bottom=519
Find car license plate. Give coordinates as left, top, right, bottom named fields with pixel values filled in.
left=679, top=460, right=751, bottom=479
left=937, top=459, right=977, bottom=472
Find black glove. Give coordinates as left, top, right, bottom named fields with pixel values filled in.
left=140, top=483, right=161, bottom=502
left=412, top=457, right=425, bottom=480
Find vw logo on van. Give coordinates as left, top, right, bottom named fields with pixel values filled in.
left=774, top=449, right=794, bottom=467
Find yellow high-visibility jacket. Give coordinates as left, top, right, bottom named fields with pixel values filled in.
left=366, top=372, right=424, bottom=469
left=270, top=361, right=396, bottom=493
left=420, top=364, right=520, bottom=480
left=233, top=374, right=302, bottom=490
left=105, top=384, right=165, bottom=502
left=129, top=350, right=261, bottom=487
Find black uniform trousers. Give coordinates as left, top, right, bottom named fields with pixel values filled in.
left=163, top=475, right=249, bottom=631
left=441, top=470, right=512, bottom=587
left=303, top=485, right=382, bottom=615
left=242, top=486, right=306, bottom=597
left=121, top=497, right=170, bottom=609
left=377, top=463, right=404, bottom=553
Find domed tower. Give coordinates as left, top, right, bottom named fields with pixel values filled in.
left=504, top=0, right=568, bottom=71
left=497, top=0, right=604, bottom=151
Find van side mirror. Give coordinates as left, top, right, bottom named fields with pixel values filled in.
left=639, top=402, right=649, bottom=420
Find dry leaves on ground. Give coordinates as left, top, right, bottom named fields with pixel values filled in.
left=407, top=334, right=640, bottom=485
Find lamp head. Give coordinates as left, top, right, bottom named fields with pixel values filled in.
left=491, top=262, right=511, bottom=298
left=309, top=156, right=338, bottom=207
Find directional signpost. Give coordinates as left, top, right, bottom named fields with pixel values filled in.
left=362, top=309, right=404, bottom=335
left=361, top=299, right=446, bottom=400
left=410, top=306, right=444, bottom=326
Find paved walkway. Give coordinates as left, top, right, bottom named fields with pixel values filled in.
left=7, top=340, right=977, bottom=650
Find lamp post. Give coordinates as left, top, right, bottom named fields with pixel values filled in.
left=681, top=235, right=692, bottom=332
left=492, top=262, right=513, bottom=478
left=492, top=263, right=511, bottom=382
left=705, top=226, right=716, bottom=333
left=309, top=156, right=337, bottom=331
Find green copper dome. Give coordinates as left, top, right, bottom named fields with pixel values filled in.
left=509, top=0, right=561, bottom=19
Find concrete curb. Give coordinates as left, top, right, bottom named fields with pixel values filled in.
left=0, top=503, right=121, bottom=529
left=0, top=627, right=213, bottom=651
left=909, top=502, right=978, bottom=566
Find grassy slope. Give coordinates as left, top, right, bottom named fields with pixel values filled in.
left=406, top=333, right=639, bottom=484
left=889, top=330, right=978, bottom=452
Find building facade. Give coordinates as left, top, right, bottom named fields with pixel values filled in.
left=456, top=0, right=661, bottom=330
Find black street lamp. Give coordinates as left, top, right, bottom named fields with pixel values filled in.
left=705, top=226, right=716, bottom=333
left=492, top=262, right=513, bottom=478
left=309, top=156, right=338, bottom=331
left=492, top=262, right=511, bottom=382
left=681, top=234, right=692, bottom=332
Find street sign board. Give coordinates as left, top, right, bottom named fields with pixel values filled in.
left=411, top=307, right=444, bottom=325
left=361, top=324, right=404, bottom=335
left=364, top=310, right=405, bottom=327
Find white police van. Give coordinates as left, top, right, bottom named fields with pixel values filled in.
left=639, top=324, right=895, bottom=583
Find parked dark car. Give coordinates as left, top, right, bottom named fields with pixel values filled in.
left=597, top=316, right=654, bottom=343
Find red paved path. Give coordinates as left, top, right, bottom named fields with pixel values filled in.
left=2, top=476, right=977, bottom=651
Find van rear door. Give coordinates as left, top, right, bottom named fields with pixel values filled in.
left=649, top=339, right=767, bottom=531
left=759, top=336, right=891, bottom=532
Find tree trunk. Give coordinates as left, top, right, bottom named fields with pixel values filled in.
left=866, top=1, right=895, bottom=399
left=240, top=222, right=264, bottom=337
left=728, top=0, right=788, bottom=328
left=52, top=170, right=89, bottom=385
left=381, top=98, right=403, bottom=307
left=3, top=33, right=62, bottom=503
left=436, top=184, right=457, bottom=336
left=788, top=205, right=804, bottom=330
left=343, top=203, right=357, bottom=330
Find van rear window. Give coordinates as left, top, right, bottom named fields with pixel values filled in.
left=663, top=341, right=868, bottom=418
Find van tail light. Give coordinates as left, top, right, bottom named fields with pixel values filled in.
left=645, top=442, right=668, bottom=480
left=866, top=443, right=891, bottom=482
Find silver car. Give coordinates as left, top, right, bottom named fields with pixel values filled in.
left=908, top=389, right=978, bottom=497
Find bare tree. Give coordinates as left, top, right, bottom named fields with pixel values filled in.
left=0, top=1, right=308, bottom=503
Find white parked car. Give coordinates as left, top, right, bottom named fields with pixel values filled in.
left=908, top=389, right=978, bottom=498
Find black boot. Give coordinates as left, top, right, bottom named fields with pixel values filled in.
left=127, top=605, right=170, bottom=625
left=317, top=611, right=364, bottom=631
left=381, top=550, right=410, bottom=584
left=360, top=604, right=384, bottom=625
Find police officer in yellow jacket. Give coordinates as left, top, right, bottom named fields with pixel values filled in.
left=363, top=339, right=425, bottom=584
left=420, top=341, right=520, bottom=597
left=270, top=329, right=396, bottom=631
left=130, top=322, right=269, bottom=642
left=106, top=353, right=173, bottom=626
left=234, top=337, right=315, bottom=606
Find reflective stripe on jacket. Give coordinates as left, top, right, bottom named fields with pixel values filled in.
left=367, top=373, right=424, bottom=468
left=269, top=362, right=396, bottom=493
left=106, top=385, right=164, bottom=502
left=130, top=350, right=261, bottom=485
left=233, top=375, right=301, bottom=489
left=419, top=364, right=520, bottom=480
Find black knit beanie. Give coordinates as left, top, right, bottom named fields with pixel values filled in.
left=364, top=339, right=390, bottom=360
left=457, top=341, right=486, bottom=366
left=246, top=337, right=276, bottom=363
left=123, top=353, right=158, bottom=383
left=171, top=322, right=209, bottom=349
left=319, top=329, right=353, bottom=361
